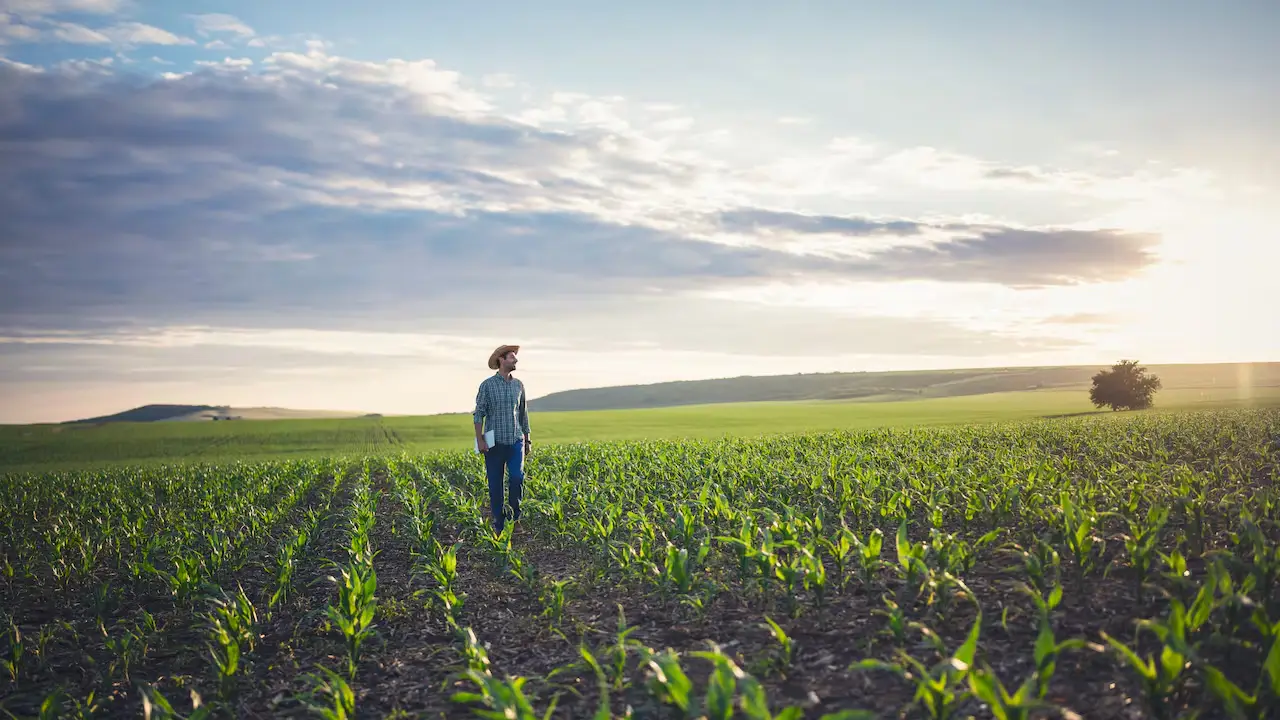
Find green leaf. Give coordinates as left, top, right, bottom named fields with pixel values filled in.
left=1201, top=665, right=1254, bottom=720
left=1264, top=631, right=1280, bottom=695
left=1101, top=633, right=1155, bottom=681
left=1034, top=623, right=1054, bottom=665
left=953, top=611, right=983, bottom=672
left=1158, top=644, right=1185, bottom=681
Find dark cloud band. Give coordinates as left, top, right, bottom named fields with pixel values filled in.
left=0, top=59, right=1160, bottom=335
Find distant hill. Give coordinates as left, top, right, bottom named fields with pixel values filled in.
left=528, top=362, right=1280, bottom=412
left=67, top=404, right=371, bottom=424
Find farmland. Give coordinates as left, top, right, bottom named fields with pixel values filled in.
left=3, top=406, right=1280, bottom=718
left=4, top=384, right=1279, bottom=472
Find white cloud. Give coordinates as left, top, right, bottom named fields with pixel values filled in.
left=194, top=56, right=253, bottom=70
left=263, top=48, right=493, bottom=117
left=14, top=18, right=193, bottom=46
left=101, top=21, right=192, bottom=46
left=48, top=20, right=106, bottom=43
left=190, top=13, right=254, bottom=39
left=1, top=0, right=121, bottom=17
left=0, top=13, right=40, bottom=41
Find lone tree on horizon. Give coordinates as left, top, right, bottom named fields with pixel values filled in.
left=1090, top=359, right=1162, bottom=411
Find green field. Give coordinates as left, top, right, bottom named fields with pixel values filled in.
left=3, top=407, right=1279, bottom=717
left=530, top=361, right=1280, bottom=411
left=4, top=385, right=1280, bottom=471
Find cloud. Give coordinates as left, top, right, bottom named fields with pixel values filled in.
left=1040, top=312, right=1116, bottom=326
left=985, top=167, right=1045, bottom=183
left=3, top=16, right=193, bottom=46
left=0, top=49, right=1163, bottom=354
left=1, top=0, right=122, bottom=17
left=0, top=13, right=40, bottom=41
left=0, top=297, right=1077, bottom=395
left=712, top=208, right=1158, bottom=285
left=1, top=0, right=194, bottom=47
left=107, top=21, right=190, bottom=46
left=854, top=226, right=1159, bottom=287
left=717, top=208, right=924, bottom=237
left=190, top=13, right=254, bottom=40
left=194, top=56, right=253, bottom=70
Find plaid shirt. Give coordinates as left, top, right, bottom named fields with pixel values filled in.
left=472, top=372, right=530, bottom=445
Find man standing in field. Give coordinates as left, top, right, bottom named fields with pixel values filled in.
left=473, top=344, right=531, bottom=533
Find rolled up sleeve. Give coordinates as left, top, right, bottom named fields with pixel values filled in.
left=472, top=383, right=488, bottom=426
left=518, top=383, right=530, bottom=435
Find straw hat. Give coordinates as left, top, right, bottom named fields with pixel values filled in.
left=488, top=344, right=519, bottom=370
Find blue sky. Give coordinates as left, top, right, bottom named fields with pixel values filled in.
left=0, top=0, right=1275, bottom=422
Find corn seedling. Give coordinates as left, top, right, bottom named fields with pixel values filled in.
left=325, top=561, right=378, bottom=679
left=850, top=611, right=983, bottom=720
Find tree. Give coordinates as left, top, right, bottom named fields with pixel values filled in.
left=1089, top=360, right=1162, bottom=411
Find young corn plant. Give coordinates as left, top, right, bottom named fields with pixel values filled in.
left=894, top=520, right=929, bottom=603
left=1198, top=611, right=1280, bottom=719
left=693, top=644, right=876, bottom=720
left=1016, top=580, right=1064, bottom=632
left=269, top=529, right=308, bottom=612
left=716, top=518, right=761, bottom=582
left=451, top=672, right=555, bottom=720
left=819, top=525, right=856, bottom=589
left=104, top=621, right=146, bottom=683
left=1002, top=536, right=1061, bottom=600
left=1029, top=622, right=1089, bottom=699
left=1056, top=494, right=1108, bottom=590
left=1099, top=583, right=1216, bottom=720
left=298, top=666, right=357, bottom=719
left=661, top=540, right=710, bottom=598
left=140, top=686, right=212, bottom=720
left=3, top=620, right=22, bottom=682
left=853, top=528, right=886, bottom=587
left=431, top=542, right=460, bottom=595
left=325, top=561, right=378, bottom=679
left=875, top=594, right=910, bottom=647
left=850, top=611, right=983, bottom=720
left=637, top=646, right=694, bottom=715
left=540, top=577, right=574, bottom=626
left=966, top=663, right=1059, bottom=720
left=205, top=586, right=257, bottom=699
left=456, top=626, right=492, bottom=676
left=760, top=616, right=795, bottom=676
left=1115, top=504, right=1169, bottom=604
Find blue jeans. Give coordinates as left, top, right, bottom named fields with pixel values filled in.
left=484, top=442, right=524, bottom=531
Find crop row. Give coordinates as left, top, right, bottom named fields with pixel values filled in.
left=0, top=407, right=1276, bottom=717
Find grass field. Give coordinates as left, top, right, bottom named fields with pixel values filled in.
left=529, top=361, right=1280, bottom=411
left=3, top=385, right=1279, bottom=472
left=2, top=407, right=1278, bottom=717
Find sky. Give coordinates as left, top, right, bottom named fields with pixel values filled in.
left=0, top=0, right=1276, bottom=424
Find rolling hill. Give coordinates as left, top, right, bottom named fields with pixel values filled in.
left=528, top=362, right=1280, bottom=412
left=67, top=404, right=372, bottom=424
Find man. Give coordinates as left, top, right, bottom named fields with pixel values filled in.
left=473, top=344, right=531, bottom=533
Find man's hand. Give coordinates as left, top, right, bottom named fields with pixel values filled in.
left=523, top=436, right=532, bottom=455
left=477, top=437, right=489, bottom=453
